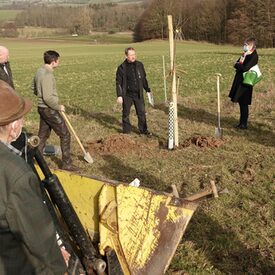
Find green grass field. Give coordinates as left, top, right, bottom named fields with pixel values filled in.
left=17, top=27, right=133, bottom=43
left=0, top=9, right=22, bottom=21
left=2, top=38, right=275, bottom=274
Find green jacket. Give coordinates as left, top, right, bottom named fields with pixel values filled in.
left=0, top=142, right=66, bottom=275
left=32, top=65, right=61, bottom=110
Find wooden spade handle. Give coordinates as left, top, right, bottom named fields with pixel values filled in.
left=215, top=73, right=222, bottom=128
left=60, top=111, right=87, bottom=154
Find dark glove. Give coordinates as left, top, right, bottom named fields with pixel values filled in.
left=234, top=62, right=243, bottom=71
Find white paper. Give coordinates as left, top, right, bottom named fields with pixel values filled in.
left=129, top=178, right=140, bottom=187
left=147, top=92, right=154, bottom=107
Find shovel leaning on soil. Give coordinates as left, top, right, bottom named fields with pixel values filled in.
left=60, top=112, right=94, bottom=164
left=215, top=73, right=223, bottom=139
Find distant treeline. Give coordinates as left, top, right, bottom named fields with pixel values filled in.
left=134, top=0, right=275, bottom=47
left=14, top=3, right=147, bottom=34
left=2, top=0, right=274, bottom=47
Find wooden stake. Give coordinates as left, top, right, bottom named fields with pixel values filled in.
left=162, top=55, right=167, bottom=103
left=210, top=180, right=219, bottom=198
left=168, top=15, right=179, bottom=147
left=176, top=76, right=180, bottom=95
left=168, top=15, right=174, bottom=72
left=171, top=184, right=179, bottom=198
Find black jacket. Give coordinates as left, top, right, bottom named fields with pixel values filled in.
left=229, top=50, right=258, bottom=105
left=116, top=60, right=150, bottom=98
left=0, top=61, right=14, bottom=89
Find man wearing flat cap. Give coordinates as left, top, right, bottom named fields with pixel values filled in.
left=0, top=80, right=67, bottom=274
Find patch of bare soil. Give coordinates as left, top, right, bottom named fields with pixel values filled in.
left=87, top=134, right=158, bottom=155
left=87, top=134, right=225, bottom=156
left=180, top=136, right=225, bottom=148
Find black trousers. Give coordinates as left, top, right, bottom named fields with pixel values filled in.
left=38, top=107, right=72, bottom=165
left=122, top=94, right=148, bottom=134
left=239, top=103, right=249, bottom=126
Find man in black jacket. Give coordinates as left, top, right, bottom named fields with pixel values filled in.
left=229, top=37, right=259, bottom=129
left=116, top=47, right=152, bottom=136
left=0, top=46, right=14, bottom=89
left=0, top=46, right=30, bottom=155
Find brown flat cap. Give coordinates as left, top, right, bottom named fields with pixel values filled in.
left=0, top=80, right=32, bottom=126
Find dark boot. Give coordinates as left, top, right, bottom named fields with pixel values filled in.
left=38, top=108, right=52, bottom=154
left=238, top=103, right=249, bottom=129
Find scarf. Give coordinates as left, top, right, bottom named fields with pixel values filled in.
left=239, top=48, right=255, bottom=64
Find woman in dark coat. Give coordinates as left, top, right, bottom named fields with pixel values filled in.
left=229, top=37, right=258, bottom=129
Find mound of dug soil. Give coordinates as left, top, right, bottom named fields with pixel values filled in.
left=180, top=136, right=224, bottom=148
left=87, top=134, right=224, bottom=156
left=87, top=134, right=158, bottom=155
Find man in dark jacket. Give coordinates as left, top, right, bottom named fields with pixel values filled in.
left=0, top=80, right=67, bottom=275
left=0, top=46, right=33, bottom=157
left=116, top=47, right=152, bottom=135
left=229, top=37, right=258, bottom=129
left=0, top=46, right=14, bottom=89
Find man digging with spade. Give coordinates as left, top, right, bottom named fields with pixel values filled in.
left=32, top=50, right=79, bottom=171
